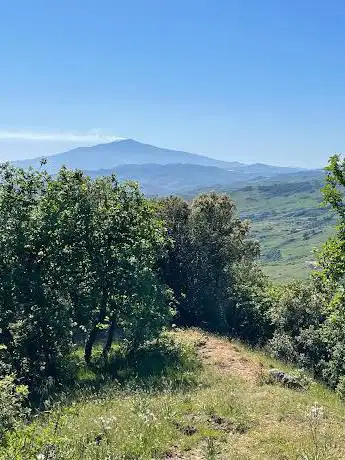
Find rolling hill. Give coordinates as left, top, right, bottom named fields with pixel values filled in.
left=85, top=163, right=312, bottom=195
left=184, top=171, right=334, bottom=281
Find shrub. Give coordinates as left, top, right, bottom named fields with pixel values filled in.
left=0, top=375, right=29, bottom=441
left=158, top=193, right=272, bottom=343
left=0, top=164, right=174, bottom=392
left=267, top=331, right=297, bottom=362
left=336, top=376, right=345, bottom=400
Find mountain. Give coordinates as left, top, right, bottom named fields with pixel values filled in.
left=14, top=138, right=303, bottom=176
left=14, top=139, right=240, bottom=172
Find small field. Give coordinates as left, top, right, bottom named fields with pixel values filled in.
left=2, top=329, right=345, bottom=460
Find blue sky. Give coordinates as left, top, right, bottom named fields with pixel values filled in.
left=1, top=0, right=345, bottom=167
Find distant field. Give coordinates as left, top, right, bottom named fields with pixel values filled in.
left=185, top=173, right=336, bottom=282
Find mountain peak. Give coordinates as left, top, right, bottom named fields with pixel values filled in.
left=13, top=139, right=304, bottom=178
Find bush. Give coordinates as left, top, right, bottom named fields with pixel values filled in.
left=225, top=264, right=274, bottom=344
left=0, top=164, right=173, bottom=392
left=267, top=331, right=297, bottom=362
left=266, top=282, right=325, bottom=371
left=336, top=376, right=345, bottom=400
left=0, top=375, right=29, bottom=441
left=158, top=193, right=272, bottom=343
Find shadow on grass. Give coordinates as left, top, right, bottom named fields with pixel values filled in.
left=33, top=335, right=201, bottom=408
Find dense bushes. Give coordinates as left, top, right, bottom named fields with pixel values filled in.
left=266, top=155, right=345, bottom=389
left=0, top=164, right=173, bottom=392
left=158, top=193, right=272, bottom=343
left=267, top=282, right=323, bottom=365
left=0, top=164, right=270, bottom=406
left=266, top=279, right=345, bottom=389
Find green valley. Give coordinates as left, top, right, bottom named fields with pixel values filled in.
left=185, top=172, right=336, bottom=281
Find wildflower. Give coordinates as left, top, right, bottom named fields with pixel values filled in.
left=310, top=402, right=324, bottom=419
left=36, top=454, right=45, bottom=460
left=99, top=415, right=117, bottom=431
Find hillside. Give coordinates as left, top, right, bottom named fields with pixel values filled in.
left=85, top=163, right=297, bottom=195
left=3, top=329, right=345, bottom=459
left=184, top=171, right=335, bottom=281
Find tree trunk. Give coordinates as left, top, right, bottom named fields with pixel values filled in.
left=102, top=320, right=116, bottom=358
left=84, top=326, right=98, bottom=364
left=84, top=289, right=108, bottom=364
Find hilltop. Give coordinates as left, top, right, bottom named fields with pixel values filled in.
left=3, top=329, right=345, bottom=459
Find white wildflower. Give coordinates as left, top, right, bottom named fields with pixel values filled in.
left=310, top=402, right=324, bottom=419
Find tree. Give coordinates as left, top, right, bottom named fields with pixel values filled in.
left=0, top=164, right=73, bottom=384
left=0, top=163, right=174, bottom=390
left=82, top=178, right=174, bottom=362
left=158, top=192, right=270, bottom=341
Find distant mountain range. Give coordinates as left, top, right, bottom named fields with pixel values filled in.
left=13, top=138, right=313, bottom=195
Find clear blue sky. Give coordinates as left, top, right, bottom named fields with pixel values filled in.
left=1, top=0, right=345, bottom=167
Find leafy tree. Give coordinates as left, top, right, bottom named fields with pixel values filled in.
left=0, top=164, right=174, bottom=390
left=81, top=177, right=173, bottom=362
left=267, top=155, right=345, bottom=387
left=0, top=164, right=73, bottom=384
left=159, top=192, right=270, bottom=341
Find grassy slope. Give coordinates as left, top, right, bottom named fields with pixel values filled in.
left=231, top=185, right=335, bottom=281
left=185, top=174, right=336, bottom=282
left=3, top=330, right=345, bottom=460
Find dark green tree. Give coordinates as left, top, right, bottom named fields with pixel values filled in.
left=159, top=192, right=270, bottom=342
left=0, top=163, right=174, bottom=389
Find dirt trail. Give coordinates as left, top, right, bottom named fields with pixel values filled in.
left=165, top=330, right=265, bottom=459
left=189, top=330, right=263, bottom=383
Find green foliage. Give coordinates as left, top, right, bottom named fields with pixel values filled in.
left=0, top=374, right=29, bottom=441
left=335, top=375, right=345, bottom=400
left=159, top=193, right=272, bottom=343
left=225, top=263, right=274, bottom=344
left=267, top=281, right=326, bottom=372
left=265, top=155, right=345, bottom=389
left=0, top=163, right=173, bottom=393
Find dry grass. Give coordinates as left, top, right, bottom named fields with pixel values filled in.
left=2, top=329, right=345, bottom=459
left=175, top=329, right=345, bottom=459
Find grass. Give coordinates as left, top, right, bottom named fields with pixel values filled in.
left=2, top=329, right=345, bottom=459
left=229, top=181, right=336, bottom=282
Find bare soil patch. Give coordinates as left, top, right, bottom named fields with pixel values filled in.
left=189, top=330, right=263, bottom=383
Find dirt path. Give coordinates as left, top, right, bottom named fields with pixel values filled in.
left=187, top=329, right=263, bottom=383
